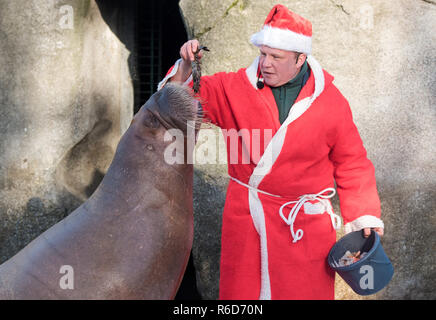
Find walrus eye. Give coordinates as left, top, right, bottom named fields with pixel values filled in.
left=143, top=111, right=161, bottom=129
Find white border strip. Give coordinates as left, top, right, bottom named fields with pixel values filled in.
left=157, top=59, right=193, bottom=91
left=344, top=215, right=384, bottom=234
left=250, top=25, right=312, bottom=55
left=247, top=55, right=325, bottom=300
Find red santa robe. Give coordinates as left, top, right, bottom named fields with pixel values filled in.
left=158, top=55, right=384, bottom=300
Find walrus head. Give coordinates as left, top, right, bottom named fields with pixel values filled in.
left=138, top=83, right=203, bottom=135
left=123, top=83, right=202, bottom=166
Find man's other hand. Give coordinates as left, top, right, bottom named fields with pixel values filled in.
left=363, top=227, right=384, bottom=238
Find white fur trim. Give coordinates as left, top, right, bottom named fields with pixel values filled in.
left=306, top=55, right=325, bottom=101
left=157, top=59, right=193, bottom=91
left=344, top=215, right=385, bottom=234
left=250, top=96, right=311, bottom=183
left=157, top=58, right=181, bottom=91
left=250, top=54, right=324, bottom=182
left=248, top=189, right=271, bottom=300
left=250, top=25, right=312, bottom=55
left=245, top=56, right=260, bottom=90
left=184, top=74, right=193, bottom=86
left=246, top=54, right=326, bottom=300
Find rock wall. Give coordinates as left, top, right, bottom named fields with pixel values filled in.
left=0, top=0, right=134, bottom=262
left=180, top=0, right=436, bottom=299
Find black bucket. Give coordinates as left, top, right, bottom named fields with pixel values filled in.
left=328, top=230, right=394, bottom=295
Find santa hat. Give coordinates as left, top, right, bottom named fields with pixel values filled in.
left=250, top=4, right=312, bottom=55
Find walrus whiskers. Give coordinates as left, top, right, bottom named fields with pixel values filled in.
left=152, top=83, right=204, bottom=132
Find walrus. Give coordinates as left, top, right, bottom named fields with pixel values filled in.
left=0, top=83, right=202, bottom=299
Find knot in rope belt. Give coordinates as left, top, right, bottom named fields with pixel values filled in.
left=278, top=187, right=341, bottom=243
left=230, top=177, right=341, bottom=243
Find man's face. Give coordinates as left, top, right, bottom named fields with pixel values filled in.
left=259, top=45, right=304, bottom=87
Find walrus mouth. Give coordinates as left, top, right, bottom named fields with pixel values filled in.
left=147, top=83, right=203, bottom=134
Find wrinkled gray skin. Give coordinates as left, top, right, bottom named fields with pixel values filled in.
left=0, top=84, right=201, bottom=299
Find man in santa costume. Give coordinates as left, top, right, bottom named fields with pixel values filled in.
left=158, top=4, right=384, bottom=300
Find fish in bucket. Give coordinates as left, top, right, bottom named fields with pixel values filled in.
left=328, top=230, right=394, bottom=295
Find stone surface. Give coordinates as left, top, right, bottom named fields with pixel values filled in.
left=0, top=0, right=133, bottom=263
left=180, top=0, right=436, bottom=299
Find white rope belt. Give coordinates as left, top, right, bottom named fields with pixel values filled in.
left=278, top=187, right=341, bottom=242
left=229, top=176, right=281, bottom=198
left=230, top=176, right=341, bottom=243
